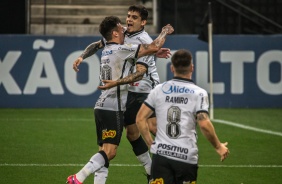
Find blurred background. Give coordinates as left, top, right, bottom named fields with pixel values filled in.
left=0, top=0, right=282, bottom=108
left=1, top=0, right=282, bottom=35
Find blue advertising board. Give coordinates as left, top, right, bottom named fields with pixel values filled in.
left=0, top=35, right=281, bottom=108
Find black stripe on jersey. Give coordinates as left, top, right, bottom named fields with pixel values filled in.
left=116, top=59, right=129, bottom=111
left=117, top=85, right=121, bottom=111
left=135, top=45, right=141, bottom=58
left=144, top=102, right=155, bottom=111
left=149, top=74, right=156, bottom=89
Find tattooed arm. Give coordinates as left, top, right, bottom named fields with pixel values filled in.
left=73, top=40, right=104, bottom=72
left=97, top=24, right=174, bottom=90
left=137, top=24, right=174, bottom=58
left=197, top=112, right=230, bottom=161
left=98, top=64, right=147, bottom=90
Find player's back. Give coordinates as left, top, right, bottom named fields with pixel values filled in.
left=147, top=77, right=209, bottom=164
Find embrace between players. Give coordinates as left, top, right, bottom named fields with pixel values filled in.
left=66, top=4, right=229, bottom=184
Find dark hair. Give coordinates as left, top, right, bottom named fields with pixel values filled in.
left=99, top=16, right=121, bottom=41
left=171, top=49, right=193, bottom=74
left=128, top=5, right=148, bottom=20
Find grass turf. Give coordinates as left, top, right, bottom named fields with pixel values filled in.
left=0, top=108, right=281, bottom=183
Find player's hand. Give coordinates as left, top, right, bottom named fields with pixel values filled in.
left=98, top=80, right=118, bottom=90
left=156, top=48, right=171, bottom=59
left=162, top=24, right=174, bottom=35
left=123, top=26, right=128, bottom=33
left=216, top=142, right=230, bottom=162
left=73, top=57, right=83, bottom=72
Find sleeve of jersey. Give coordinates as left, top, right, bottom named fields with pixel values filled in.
left=143, top=88, right=157, bottom=111
left=195, top=90, right=209, bottom=114
left=136, top=55, right=152, bottom=69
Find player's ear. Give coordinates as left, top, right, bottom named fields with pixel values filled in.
left=170, top=64, right=174, bottom=73
left=141, top=19, right=147, bottom=27
left=112, top=30, right=118, bottom=37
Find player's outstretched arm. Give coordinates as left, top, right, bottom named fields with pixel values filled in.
left=137, top=24, right=174, bottom=58
left=73, top=40, right=104, bottom=72
left=197, top=112, right=230, bottom=162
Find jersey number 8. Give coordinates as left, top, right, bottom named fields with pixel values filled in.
left=166, top=106, right=181, bottom=138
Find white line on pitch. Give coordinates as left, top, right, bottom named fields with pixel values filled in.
left=213, top=119, right=282, bottom=137
left=0, top=163, right=281, bottom=168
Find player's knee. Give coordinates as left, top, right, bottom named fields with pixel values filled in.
left=106, top=149, right=117, bottom=160
left=102, top=144, right=118, bottom=160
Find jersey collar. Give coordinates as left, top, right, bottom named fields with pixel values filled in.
left=124, top=27, right=145, bottom=38
left=106, top=42, right=119, bottom=45
left=173, top=77, right=194, bottom=84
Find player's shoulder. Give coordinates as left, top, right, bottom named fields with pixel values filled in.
left=131, top=29, right=153, bottom=42
left=139, top=30, right=153, bottom=41
left=193, top=84, right=208, bottom=96
left=140, top=29, right=151, bottom=37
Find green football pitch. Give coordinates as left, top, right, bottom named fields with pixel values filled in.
left=0, top=108, right=281, bottom=184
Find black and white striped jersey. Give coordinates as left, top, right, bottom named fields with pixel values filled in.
left=94, top=42, right=140, bottom=111
left=124, top=28, right=160, bottom=93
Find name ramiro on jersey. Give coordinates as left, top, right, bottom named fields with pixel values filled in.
left=162, top=83, right=195, bottom=94
left=165, top=96, right=188, bottom=104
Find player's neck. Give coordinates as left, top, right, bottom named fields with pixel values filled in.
left=174, top=73, right=192, bottom=80
left=107, top=38, right=122, bottom=44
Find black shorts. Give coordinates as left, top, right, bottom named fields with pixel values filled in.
left=94, top=109, right=124, bottom=146
left=150, top=154, right=198, bottom=184
left=124, top=91, right=156, bottom=126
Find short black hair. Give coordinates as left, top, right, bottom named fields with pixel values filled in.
left=99, top=16, right=121, bottom=41
left=128, top=5, right=148, bottom=20
left=171, top=49, right=193, bottom=74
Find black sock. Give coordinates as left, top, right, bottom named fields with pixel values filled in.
left=130, top=136, right=148, bottom=156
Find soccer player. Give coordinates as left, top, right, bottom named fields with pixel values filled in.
left=72, top=5, right=170, bottom=183
left=136, top=49, right=229, bottom=184
left=66, top=16, right=174, bottom=184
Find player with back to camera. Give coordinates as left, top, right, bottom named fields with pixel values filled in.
left=66, top=16, right=174, bottom=184
left=136, top=49, right=230, bottom=184
left=72, top=5, right=170, bottom=183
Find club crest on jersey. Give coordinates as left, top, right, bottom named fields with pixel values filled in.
left=102, top=130, right=116, bottom=140
left=150, top=178, right=164, bottom=184
left=162, top=82, right=194, bottom=94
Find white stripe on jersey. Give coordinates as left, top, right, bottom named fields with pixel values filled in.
left=145, top=77, right=209, bottom=164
